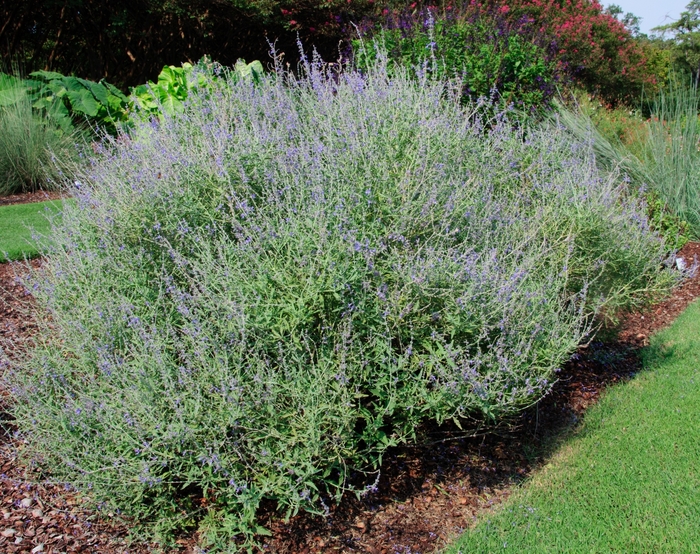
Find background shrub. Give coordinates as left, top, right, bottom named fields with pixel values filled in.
left=6, top=55, right=675, bottom=549
left=353, top=5, right=559, bottom=111
left=0, top=0, right=387, bottom=87
left=22, top=70, right=131, bottom=135
left=653, top=0, right=700, bottom=79
left=483, top=0, right=659, bottom=105
left=357, top=1, right=662, bottom=107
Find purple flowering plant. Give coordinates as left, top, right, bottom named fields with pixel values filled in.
left=5, top=49, right=676, bottom=549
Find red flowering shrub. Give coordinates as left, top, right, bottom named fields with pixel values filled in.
left=503, top=0, right=657, bottom=104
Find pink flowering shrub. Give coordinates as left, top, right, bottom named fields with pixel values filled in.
left=504, top=0, right=656, bottom=104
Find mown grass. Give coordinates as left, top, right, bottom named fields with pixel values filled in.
left=0, top=200, right=65, bottom=262
left=447, top=299, right=700, bottom=554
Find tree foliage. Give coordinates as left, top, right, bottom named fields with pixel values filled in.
left=0, top=0, right=381, bottom=87
left=654, top=0, right=700, bottom=78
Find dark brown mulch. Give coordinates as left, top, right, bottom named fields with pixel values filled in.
left=0, top=243, right=698, bottom=554
left=0, top=260, right=42, bottom=363
left=0, top=192, right=68, bottom=208
left=618, top=241, right=700, bottom=346
left=0, top=260, right=155, bottom=554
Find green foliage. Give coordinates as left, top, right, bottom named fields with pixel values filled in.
left=130, top=59, right=263, bottom=118
left=0, top=76, right=81, bottom=195
left=5, top=57, right=675, bottom=550
left=0, top=69, right=130, bottom=135
left=0, top=0, right=383, bottom=88
left=654, top=0, right=700, bottom=78
left=646, top=190, right=691, bottom=251
left=0, top=200, right=66, bottom=262
left=0, top=58, right=264, bottom=144
left=447, top=299, right=700, bottom=553
left=353, top=14, right=557, bottom=112
left=25, top=70, right=131, bottom=135
left=555, top=83, right=700, bottom=244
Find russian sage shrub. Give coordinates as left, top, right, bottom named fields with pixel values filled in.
left=6, top=57, right=675, bottom=548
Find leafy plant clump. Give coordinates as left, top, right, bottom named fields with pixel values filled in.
left=0, top=59, right=264, bottom=140
left=6, top=56, right=676, bottom=549
left=353, top=6, right=559, bottom=112
left=131, top=58, right=264, bottom=119
left=25, top=70, right=131, bottom=135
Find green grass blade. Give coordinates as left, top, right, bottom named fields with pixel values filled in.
left=0, top=200, right=66, bottom=262
left=446, top=300, right=700, bottom=553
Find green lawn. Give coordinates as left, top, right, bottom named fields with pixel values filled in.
left=0, top=200, right=65, bottom=262
left=447, top=300, right=700, bottom=554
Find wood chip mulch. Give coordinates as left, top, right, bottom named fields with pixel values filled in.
left=0, top=242, right=698, bottom=554
left=0, top=192, right=67, bottom=208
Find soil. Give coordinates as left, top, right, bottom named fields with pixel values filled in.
left=0, top=242, right=698, bottom=554
left=0, top=192, right=67, bottom=208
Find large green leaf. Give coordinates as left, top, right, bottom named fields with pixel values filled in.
left=103, top=81, right=129, bottom=103
left=158, top=92, right=184, bottom=115
left=77, top=77, right=109, bottom=105
left=233, top=60, right=264, bottom=84
left=66, top=87, right=100, bottom=117
left=157, top=65, right=187, bottom=90
left=29, top=70, right=68, bottom=81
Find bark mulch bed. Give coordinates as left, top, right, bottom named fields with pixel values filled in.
left=0, top=192, right=67, bottom=208
left=0, top=242, right=698, bottom=554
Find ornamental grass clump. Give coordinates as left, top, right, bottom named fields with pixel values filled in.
left=0, top=73, right=80, bottom=195
left=5, top=55, right=676, bottom=549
